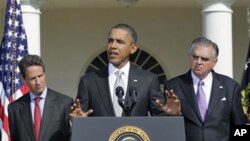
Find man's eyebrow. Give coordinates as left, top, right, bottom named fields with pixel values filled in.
left=192, top=54, right=211, bottom=61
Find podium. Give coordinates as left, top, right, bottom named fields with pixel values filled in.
left=71, top=116, right=186, bottom=141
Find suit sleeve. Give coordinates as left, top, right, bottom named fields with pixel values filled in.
left=149, top=75, right=166, bottom=116
left=66, top=98, right=74, bottom=141
left=76, top=76, right=90, bottom=112
left=8, top=105, right=16, bottom=141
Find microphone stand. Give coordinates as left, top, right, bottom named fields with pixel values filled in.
left=123, top=97, right=136, bottom=117
left=117, top=96, right=131, bottom=116
left=124, top=100, right=131, bottom=116
left=117, top=87, right=137, bottom=117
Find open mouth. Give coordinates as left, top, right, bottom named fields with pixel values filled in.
left=109, top=51, right=119, bottom=58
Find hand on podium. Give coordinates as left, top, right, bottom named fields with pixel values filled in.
left=69, top=99, right=93, bottom=119
left=156, top=89, right=181, bottom=116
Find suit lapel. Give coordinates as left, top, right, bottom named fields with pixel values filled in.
left=39, top=89, right=55, bottom=141
left=206, top=72, right=224, bottom=119
left=124, top=65, right=139, bottom=110
left=127, top=65, right=140, bottom=96
left=122, top=65, right=140, bottom=116
left=19, top=94, right=36, bottom=141
left=182, top=72, right=203, bottom=121
left=95, top=67, right=115, bottom=116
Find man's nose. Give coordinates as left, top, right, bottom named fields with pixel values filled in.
left=109, top=41, right=118, bottom=49
left=197, top=57, right=202, bottom=63
left=35, top=77, right=41, bottom=84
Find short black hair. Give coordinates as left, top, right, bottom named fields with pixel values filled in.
left=109, top=23, right=137, bottom=44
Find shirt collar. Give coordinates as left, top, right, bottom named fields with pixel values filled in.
left=30, top=86, right=48, bottom=101
left=191, top=71, right=212, bottom=85
left=108, top=62, right=130, bottom=77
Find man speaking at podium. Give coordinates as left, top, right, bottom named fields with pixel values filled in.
left=70, top=23, right=181, bottom=117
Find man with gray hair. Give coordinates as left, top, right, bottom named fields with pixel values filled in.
left=165, top=37, right=247, bottom=141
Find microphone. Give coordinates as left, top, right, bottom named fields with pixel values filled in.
left=115, top=86, right=125, bottom=109
left=129, top=86, right=137, bottom=111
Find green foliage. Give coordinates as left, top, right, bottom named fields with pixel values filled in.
left=241, top=83, right=250, bottom=115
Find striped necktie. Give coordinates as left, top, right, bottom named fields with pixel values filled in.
left=113, top=70, right=125, bottom=117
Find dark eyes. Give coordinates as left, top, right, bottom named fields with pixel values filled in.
left=108, top=38, right=113, bottom=43
left=192, top=55, right=211, bottom=62
left=108, top=38, right=125, bottom=44
left=29, top=74, right=44, bottom=81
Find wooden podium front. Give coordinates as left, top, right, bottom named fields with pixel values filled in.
left=71, top=116, right=186, bottom=141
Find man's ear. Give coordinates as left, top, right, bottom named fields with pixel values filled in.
left=130, top=44, right=138, bottom=54
left=213, top=58, right=218, bottom=67
left=21, top=77, right=27, bottom=84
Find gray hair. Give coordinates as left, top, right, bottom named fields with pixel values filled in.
left=189, top=37, right=219, bottom=60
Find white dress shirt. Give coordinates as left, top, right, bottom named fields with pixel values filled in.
left=108, top=62, right=130, bottom=101
left=191, top=72, right=213, bottom=108
left=30, top=87, right=47, bottom=123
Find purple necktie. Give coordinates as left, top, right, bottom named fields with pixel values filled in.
left=197, top=80, right=207, bottom=121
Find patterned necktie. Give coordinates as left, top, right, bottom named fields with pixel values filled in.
left=113, top=70, right=125, bottom=117
left=197, top=80, right=207, bottom=122
left=34, top=97, right=42, bottom=141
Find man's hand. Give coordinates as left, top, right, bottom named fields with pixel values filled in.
left=156, top=89, right=181, bottom=116
left=69, top=99, right=93, bottom=119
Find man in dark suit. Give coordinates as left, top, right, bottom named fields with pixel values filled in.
left=8, top=55, right=74, bottom=141
left=70, top=23, right=181, bottom=117
left=165, top=37, right=247, bottom=141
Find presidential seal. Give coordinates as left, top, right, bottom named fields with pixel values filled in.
left=108, top=125, right=150, bottom=141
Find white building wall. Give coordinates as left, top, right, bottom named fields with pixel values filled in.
left=0, top=7, right=248, bottom=98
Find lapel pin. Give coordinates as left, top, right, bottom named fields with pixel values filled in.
left=133, top=79, right=138, bottom=82
left=219, top=86, right=223, bottom=89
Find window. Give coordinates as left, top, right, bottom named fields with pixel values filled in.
left=85, top=49, right=167, bottom=84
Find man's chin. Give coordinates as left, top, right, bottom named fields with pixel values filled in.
left=194, top=71, right=203, bottom=77
left=109, top=60, right=119, bottom=66
left=34, top=89, right=44, bottom=95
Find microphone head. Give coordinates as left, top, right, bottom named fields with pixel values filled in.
left=115, top=86, right=124, bottom=98
left=129, top=86, right=137, bottom=97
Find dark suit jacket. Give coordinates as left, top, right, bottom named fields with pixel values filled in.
left=76, top=64, right=165, bottom=116
left=165, top=70, right=247, bottom=141
left=8, top=88, right=74, bottom=141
